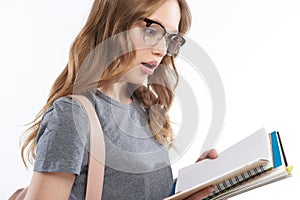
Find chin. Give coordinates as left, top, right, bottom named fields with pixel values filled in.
left=129, top=77, right=148, bottom=86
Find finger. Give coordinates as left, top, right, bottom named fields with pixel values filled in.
left=207, top=149, right=218, bottom=159
left=196, top=151, right=209, bottom=162
left=186, top=186, right=215, bottom=200
left=196, top=149, right=218, bottom=162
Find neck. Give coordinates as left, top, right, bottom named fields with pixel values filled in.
left=98, top=82, right=132, bottom=105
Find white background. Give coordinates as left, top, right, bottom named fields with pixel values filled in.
left=0, top=0, right=299, bottom=199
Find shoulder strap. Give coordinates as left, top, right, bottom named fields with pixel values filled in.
left=70, top=94, right=105, bottom=200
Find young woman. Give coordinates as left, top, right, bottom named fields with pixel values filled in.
left=20, top=0, right=217, bottom=199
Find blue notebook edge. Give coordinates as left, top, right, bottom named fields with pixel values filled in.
left=270, top=131, right=282, bottom=168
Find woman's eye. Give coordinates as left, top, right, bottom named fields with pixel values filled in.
left=145, top=27, right=158, bottom=37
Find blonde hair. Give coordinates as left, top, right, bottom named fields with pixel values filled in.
left=21, top=0, right=192, bottom=167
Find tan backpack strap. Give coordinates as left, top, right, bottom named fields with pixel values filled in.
left=70, top=94, right=105, bottom=200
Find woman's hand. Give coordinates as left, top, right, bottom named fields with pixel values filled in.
left=185, top=149, right=219, bottom=200
left=184, top=185, right=215, bottom=200
left=196, top=149, right=218, bottom=162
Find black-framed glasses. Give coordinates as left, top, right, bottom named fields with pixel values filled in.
left=141, top=18, right=186, bottom=56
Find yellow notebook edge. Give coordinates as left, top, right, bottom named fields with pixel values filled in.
left=286, top=165, right=294, bottom=174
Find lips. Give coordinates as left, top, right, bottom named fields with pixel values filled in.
left=141, top=61, right=158, bottom=75
left=142, top=61, right=158, bottom=69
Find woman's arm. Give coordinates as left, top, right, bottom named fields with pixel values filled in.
left=24, top=172, right=75, bottom=200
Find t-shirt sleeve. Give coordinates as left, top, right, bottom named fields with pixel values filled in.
left=34, top=97, right=89, bottom=176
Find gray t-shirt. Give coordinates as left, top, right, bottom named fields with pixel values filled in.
left=34, top=90, right=173, bottom=199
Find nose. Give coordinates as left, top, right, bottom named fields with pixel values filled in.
left=151, top=38, right=167, bottom=57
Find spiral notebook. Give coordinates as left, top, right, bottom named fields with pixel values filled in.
left=165, top=128, right=293, bottom=200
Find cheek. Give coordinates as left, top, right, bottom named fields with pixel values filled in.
left=134, top=48, right=148, bottom=59
left=129, top=28, right=149, bottom=51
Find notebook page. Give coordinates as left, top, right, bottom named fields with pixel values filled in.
left=175, top=128, right=272, bottom=193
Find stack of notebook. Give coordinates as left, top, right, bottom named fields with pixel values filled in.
left=165, top=128, right=293, bottom=200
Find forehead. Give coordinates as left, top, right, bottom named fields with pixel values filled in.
left=146, top=0, right=181, bottom=32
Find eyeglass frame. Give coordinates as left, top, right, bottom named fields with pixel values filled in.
left=140, top=18, right=186, bottom=56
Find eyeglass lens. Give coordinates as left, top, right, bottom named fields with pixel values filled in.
left=143, top=19, right=185, bottom=56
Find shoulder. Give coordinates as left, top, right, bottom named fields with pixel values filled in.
left=46, top=96, right=86, bottom=118
left=37, top=96, right=89, bottom=143
left=44, top=96, right=88, bottom=124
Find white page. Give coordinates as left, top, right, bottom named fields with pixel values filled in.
left=175, top=128, right=272, bottom=193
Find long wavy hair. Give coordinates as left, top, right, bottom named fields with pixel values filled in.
left=21, top=0, right=192, bottom=167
